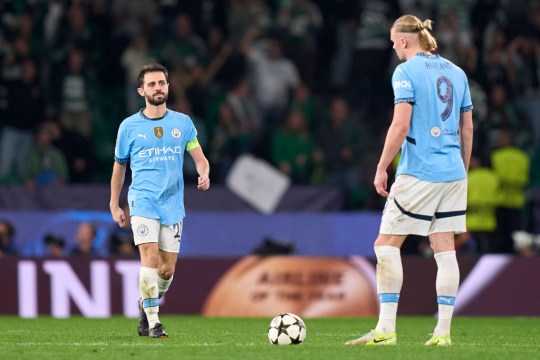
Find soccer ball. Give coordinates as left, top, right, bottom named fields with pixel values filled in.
left=268, top=313, right=307, bottom=345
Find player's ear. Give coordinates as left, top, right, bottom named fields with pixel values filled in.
left=401, top=37, right=407, bottom=49
left=137, top=87, right=145, bottom=97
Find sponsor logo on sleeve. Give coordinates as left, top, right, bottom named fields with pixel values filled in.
left=393, top=80, right=412, bottom=89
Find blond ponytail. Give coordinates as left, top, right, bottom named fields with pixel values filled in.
left=392, top=15, right=438, bottom=52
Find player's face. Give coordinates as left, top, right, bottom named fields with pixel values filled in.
left=140, top=72, right=169, bottom=106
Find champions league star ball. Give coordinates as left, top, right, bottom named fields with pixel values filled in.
left=268, top=313, right=307, bottom=345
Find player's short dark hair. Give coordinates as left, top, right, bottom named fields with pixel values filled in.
left=137, top=63, right=169, bottom=88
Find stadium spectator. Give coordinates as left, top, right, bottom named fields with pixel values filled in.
left=0, top=58, right=44, bottom=183
left=289, top=84, right=316, bottom=132
left=166, top=69, right=186, bottom=105
left=121, top=35, right=157, bottom=114
left=277, top=0, right=323, bottom=86
left=44, top=233, right=65, bottom=258
left=271, top=110, right=314, bottom=184
left=466, top=156, right=500, bottom=253
left=1, top=36, right=32, bottom=81
left=111, top=0, right=158, bottom=38
left=41, top=0, right=63, bottom=49
left=346, top=0, right=401, bottom=117
left=179, top=26, right=236, bottom=120
left=56, top=49, right=93, bottom=139
left=52, top=3, right=101, bottom=67
left=509, top=29, right=540, bottom=149
left=70, top=222, right=97, bottom=256
left=491, top=130, right=530, bottom=253
left=329, top=16, right=355, bottom=90
left=435, top=9, right=477, bottom=73
left=203, top=26, right=238, bottom=90
left=482, top=84, right=523, bottom=155
left=182, top=64, right=211, bottom=121
left=210, top=103, right=250, bottom=182
left=226, top=77, right=261, bottom=141
left=0, top=220, right=16, bottom=257
left=12, top=12, right=41, bottom=60
left=161, top=13, right=207, bottom=72
left=227, top=0, right=272, bottom=48
left=20, top=123, right=69, bottom=188
left=313, top=97, right=366, bottom=191
left=506, top=35, right=540, bottom=97
left=240, top=27, right=301, bottom=138
left=45, top=120, right=94, bottom=183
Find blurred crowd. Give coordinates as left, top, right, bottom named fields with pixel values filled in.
left=0, top=219, right=138, bottom=259
left=0, top=0, right=540, bottom=255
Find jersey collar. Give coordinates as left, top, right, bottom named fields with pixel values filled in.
left=139, top=108, right=169, bottom=120
left=415, top=52, right=440, bottom=59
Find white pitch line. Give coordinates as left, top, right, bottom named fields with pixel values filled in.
left=7, top=342, right=109, bottom=346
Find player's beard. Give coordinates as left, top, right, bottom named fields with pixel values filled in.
left=145, top=91, right=168, bottom=106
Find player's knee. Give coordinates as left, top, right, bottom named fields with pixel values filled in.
left=374, top=234, right=406, bottom=248
left=158, top=268, right=174, bottom=279
left=141, top=254, right=159, bottom=267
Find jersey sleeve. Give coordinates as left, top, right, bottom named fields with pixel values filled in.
left=460, top=77, right=474, bottom=113
left=185, top=116, right=198, bottom=143
left=114, top=122, right=130, bottom=163
left=392, top=65, right=415, bottom=104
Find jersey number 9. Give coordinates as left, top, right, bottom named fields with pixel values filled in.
left=437, top=76, right=453, bottom=121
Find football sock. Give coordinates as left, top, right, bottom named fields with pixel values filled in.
left=158, top=274, right=174, bottom=299
left=140, top=266, right=160, bottom=329
left=434, top=251, right=459, bottom=336
left=374, top=245, right=402, bottom=334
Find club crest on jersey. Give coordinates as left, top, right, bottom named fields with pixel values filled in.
left=431, top=127, right=441, bottom=137
left=171, top=128, right=181, bottom=138
left=154, top=127, right=164, bottom=138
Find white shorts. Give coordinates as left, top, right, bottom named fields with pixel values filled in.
left=380, top=175, right=467, bottom=236
left=131, top=216, right=183, bottom=253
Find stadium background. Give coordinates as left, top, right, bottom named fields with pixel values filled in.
left=0, top=0, right=540, bottom=318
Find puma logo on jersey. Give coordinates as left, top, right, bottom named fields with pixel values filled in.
left=138, top=133, right=147, bottom=140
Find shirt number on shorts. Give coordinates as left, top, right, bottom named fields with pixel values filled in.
left=173, top=223, right=181, bottom=240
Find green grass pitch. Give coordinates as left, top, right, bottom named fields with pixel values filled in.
left=2, top=316, right=539, bottom=359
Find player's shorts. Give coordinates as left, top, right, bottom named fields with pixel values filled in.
left=131, top=216, right=183, bottom=253
left=380, top=174, right=467, bottom=236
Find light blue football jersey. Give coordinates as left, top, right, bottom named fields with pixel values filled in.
left=114, top=109, right=197, bottom=225
left=392, top=53, right=473, bottom=182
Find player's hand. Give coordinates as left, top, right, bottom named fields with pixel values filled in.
left=374, top=168, right=389, bottom=198
left=198, top=175, right=210, bottom=190
left=111, top=207, right=127, bottom=228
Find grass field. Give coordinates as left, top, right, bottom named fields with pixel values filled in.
left=2, top=316, right=539, bottom=359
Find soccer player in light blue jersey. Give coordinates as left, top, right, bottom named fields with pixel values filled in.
left=346, top=15, right=473, bottom=347
left=109, top=64, right=210, bottom=338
